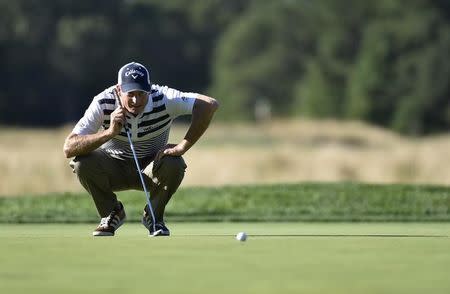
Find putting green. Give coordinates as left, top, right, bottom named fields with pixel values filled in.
left=0, top=223, right=449, bottom=294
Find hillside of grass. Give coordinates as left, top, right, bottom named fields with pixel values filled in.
left=0, top=183, right=449, bottom=223
left=1, top=120, right=450, bottom=196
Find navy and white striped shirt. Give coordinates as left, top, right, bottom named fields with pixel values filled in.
left=72, top=84, right=197, bottom=159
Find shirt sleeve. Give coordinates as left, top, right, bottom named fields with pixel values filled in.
left=163, top=87, right=198, bottom=118
left=72, top=98, right=104, bottom=135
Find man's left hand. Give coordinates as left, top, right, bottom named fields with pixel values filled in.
left=156, top=142, right=189, bottom=160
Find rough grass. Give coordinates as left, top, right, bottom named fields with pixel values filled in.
left=1, top=183, right=449, bottom=223
left=1, top=119, right=450, bottom=196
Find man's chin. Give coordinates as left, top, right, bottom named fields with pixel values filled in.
left=128, top=107, right=142, bottom=115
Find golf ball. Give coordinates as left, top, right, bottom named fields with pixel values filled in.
left=236, top=232, right=247, bottom=242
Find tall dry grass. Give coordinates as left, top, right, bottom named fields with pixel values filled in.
left=0, top=119, right=449, bottom=196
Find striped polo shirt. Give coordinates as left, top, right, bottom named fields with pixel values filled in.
left=72, top=84, right=197, bottom=159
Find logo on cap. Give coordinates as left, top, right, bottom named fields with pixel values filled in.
left=118, top=62, right=151, bottom=92
left=125, top=68, right=145, bottom=79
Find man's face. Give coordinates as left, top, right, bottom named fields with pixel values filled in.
left=118, top=86, right=149, bottom=115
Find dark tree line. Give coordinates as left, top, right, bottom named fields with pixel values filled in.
left=0, top=0, right=449, bottom=135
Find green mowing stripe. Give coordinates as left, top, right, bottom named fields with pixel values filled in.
left=0, top=182, right=449, bottom=223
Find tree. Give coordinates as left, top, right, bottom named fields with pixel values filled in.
left=210, top=1, right=315, bottom=119
left=347, top=0, right=450, bottom=134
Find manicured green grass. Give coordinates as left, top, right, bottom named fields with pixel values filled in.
left=1, top=182, right=449, bottom=223
left=0, top=223, right=449, bottom=294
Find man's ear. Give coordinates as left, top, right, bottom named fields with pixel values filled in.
left=115, top=84, right=122, bottom=95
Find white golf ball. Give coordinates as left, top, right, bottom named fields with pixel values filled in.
left=236, top=232, right=247, bottom=242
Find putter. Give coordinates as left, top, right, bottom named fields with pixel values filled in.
left=113, top=88, right=162, bottom=237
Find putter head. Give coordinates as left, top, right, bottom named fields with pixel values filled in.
left=149, top=229, right=163, bottom=237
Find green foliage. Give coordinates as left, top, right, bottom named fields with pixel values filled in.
left=346, top=1, right=450, bottom=134
left=210, top=0, right=450, bottom=133
left=0, top=0, right=448, bottom=134
left=295, top=61, right=340, bottom=118
left=0, top=0, right=247, bottom=125
left=1, top=183, right=449, bottom=223
left=211, top=1, right=314, bottom=119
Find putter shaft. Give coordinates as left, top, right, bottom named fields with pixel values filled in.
left=114, top=89, right=158, bottom=234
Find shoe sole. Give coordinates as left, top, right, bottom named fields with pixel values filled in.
left=142, top=216, right=170, bottom=237
left=92, top=217, right=126, bottom=237
left=149, top=229, right=170, bottom=237
left=93, top=231, right=114, bottom=237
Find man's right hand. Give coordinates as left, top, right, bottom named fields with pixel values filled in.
left=109, top=107, right=127, bottom=136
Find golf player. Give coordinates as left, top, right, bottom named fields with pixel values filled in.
left=63, top=62, right=219, bottom=236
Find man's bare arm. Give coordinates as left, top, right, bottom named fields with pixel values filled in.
left=63, top=106, right=126, bottom=158
left=182, top=95, right=219, bottom=151
left=163, top=94, right=219, bottom=156
left=63, top=131, right=115, bottom=158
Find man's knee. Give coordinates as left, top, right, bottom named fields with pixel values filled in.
left=158, top=156, right=187, bottom=179
left=70, top=154, right=97, bottom=178
left=158, top=156, right=186, bottom=193
left=144, top=156, right=187, bottom=187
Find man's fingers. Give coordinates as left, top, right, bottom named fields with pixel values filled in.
left=155, top=144, right=181, bottom=161
left=163, top=147, right=182, bottom=156
left=113, top=116, right=125, bottom=126
left=108, top=107, right=127, bottom=135
left=156, top=148, right=174, bottom=160
left=112, top=108, right=126, bottom=123
left=116, top=114, right=125, bottom=123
